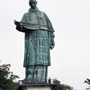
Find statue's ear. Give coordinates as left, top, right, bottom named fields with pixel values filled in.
left=36, top=1, right=37, bottom=4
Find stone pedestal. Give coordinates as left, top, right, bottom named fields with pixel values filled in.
left=22, top=86, right=51, bottom=90
left=17, top=84, right=56, bottom=90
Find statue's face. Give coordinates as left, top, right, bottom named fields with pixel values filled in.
left=29, top=0, right=37, bottom=9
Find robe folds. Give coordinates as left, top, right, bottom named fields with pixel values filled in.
left=24, top=30, right=50, bottom=66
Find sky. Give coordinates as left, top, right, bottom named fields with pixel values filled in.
left=0, top=0, right=90, bottom=90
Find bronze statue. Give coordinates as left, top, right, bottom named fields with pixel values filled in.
left=14, top=0, right=55, bottom=84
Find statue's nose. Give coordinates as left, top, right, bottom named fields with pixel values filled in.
left=32, top=3, right=35, bottom=6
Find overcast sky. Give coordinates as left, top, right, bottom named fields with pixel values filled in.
left=0, top=0, right=90, bottom=90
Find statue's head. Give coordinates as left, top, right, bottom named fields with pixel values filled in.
left=29, top=0, right=37, bottom=9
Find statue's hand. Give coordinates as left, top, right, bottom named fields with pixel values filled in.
left=14, top=20, right=20, bottom=26
left=14, top=20, right=23, bottom=31
left=50, top=44, right=55, bottom=50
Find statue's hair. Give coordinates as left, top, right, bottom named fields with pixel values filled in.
left=29, top=0, right=37, bottom=3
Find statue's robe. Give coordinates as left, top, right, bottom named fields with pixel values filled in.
left=17, top=8, right=55, bottom=83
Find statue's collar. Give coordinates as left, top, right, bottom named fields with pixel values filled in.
left=29, top=8, right=38, bottom=12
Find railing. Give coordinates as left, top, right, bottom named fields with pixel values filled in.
left=18, top=78, right=54, bottom=86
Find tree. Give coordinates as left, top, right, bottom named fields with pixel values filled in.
left=85, top=78, right=90, bottom=85
left=52, top=79, right=73, bottom=90
left=0, top=64, right=19, bottom=90
left=84, top=78, right=90, bottom=90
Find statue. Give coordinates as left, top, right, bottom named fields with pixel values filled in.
left=14, top=0, right=55, bottom=84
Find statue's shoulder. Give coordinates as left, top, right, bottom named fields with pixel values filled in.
left=21, top=12, right=28, bottom=19
left=39, top=10, right=46, bottom=14
left=38, top=10, right=44, bottom=14
left=23, top=11, right=30, bottom=16
left=38, top=10, right=48, bottom=18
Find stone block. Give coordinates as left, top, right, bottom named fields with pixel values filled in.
left=22, top=86, right=51, bottom=90
left=17, top=84, right=56, bottom=90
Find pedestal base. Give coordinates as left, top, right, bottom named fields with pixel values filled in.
left=22, top=86, right=51, bottom=90
left=17, top=84, right=56, bottom=90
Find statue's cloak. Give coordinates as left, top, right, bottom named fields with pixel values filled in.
left=20, top=8, right=54, bottom=32
left=20, top=8, right=54, bottom=67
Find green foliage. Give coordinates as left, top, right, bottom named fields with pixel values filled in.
left=52, top=79, right=73, bottom=90
left=85, top=78, right=90, bottom=85
left=0, top=64, right=19, bottom=90
left=61, top=84, right=72, bottom=90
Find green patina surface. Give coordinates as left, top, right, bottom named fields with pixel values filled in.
left=15, top=8, right=55, bottom=84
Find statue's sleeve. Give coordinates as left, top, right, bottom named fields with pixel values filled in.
left=16, top=13, right=28, bottom=32
left=44, top=13, right=55, bottom=49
